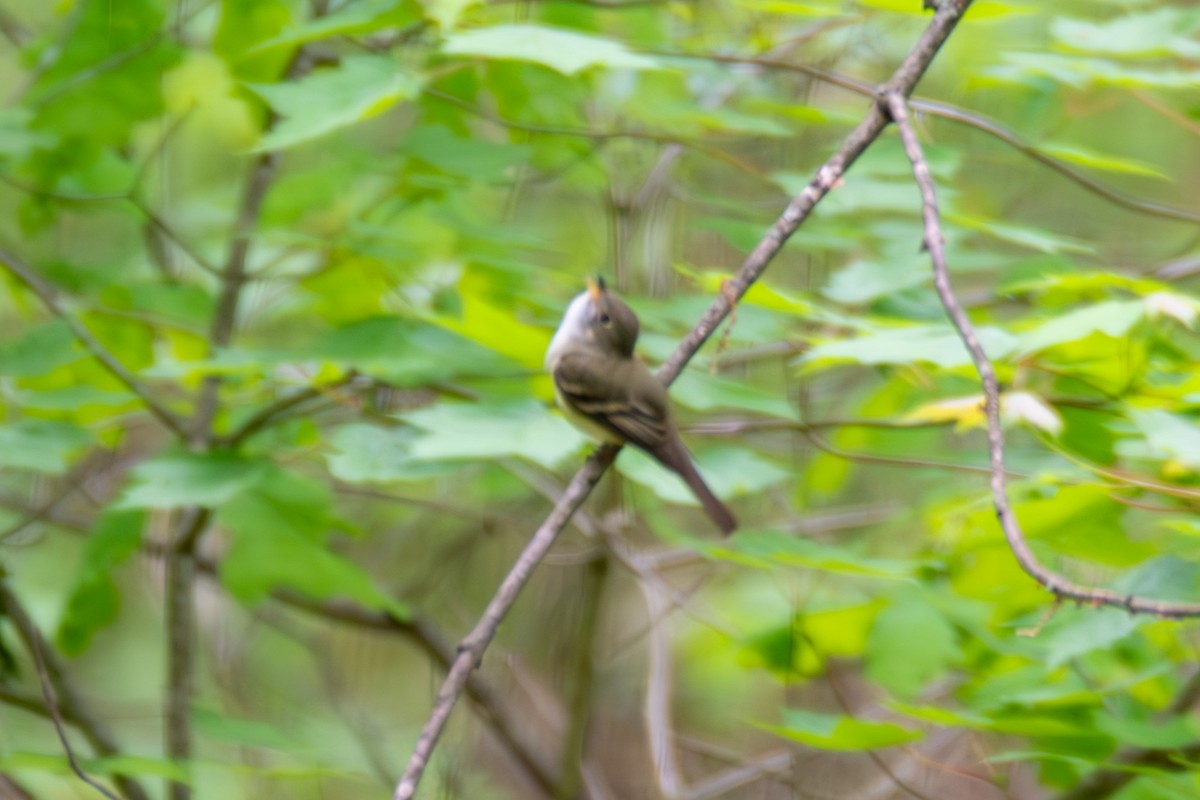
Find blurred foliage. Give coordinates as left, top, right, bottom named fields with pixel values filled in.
left=0, top=0, right=1199, bottom=798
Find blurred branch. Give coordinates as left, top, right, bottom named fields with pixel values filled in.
left=393, top=444, right=620, bottom=799
left=0, top=248, right=187, bottom=437
left=272, top=591, right=562, bottom=797
left=884, top=89, right=1200, bottom=618
left=804, top=429, right=1012, bottom=477
left=423, top=89, right=766, bottom=178
left=0, top=582, right=151, bottom=800
left=555, top=553, right=608, bottom=800
left=671, top=53, right=1200, bottom=225
left=221, top=371, right=362, bottom=447
left=162, top=34, right=324, bottom=800
left=139, top=537, right=562, bottom=795
left=1131, top=89, right=1200, bottom=138
left=394, top=4, right=978, bottom=797
left=162, top=508, right=208, bottom=800
left=0, top=5, right=29, bottom=46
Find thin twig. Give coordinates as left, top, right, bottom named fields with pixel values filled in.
left=555, top=553, right=609, bottom=800
left=666, top=51, right=1200, bottom=225
left=221, top=371, right=361, bottom=447
left=884, top=90, right=1200, bottom=618
left=0, top=248, right=187, bottom=436
left=0, top=583, right=151, bottom=800
left=423, top=89, right=766, bottom=178
left=24, top=616, right=122, bottom=800
left=393, top=4, right=979, bottom=797
left=274, top=592, right=563, bottom=795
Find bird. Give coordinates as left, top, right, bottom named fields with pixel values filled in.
left=545, top=277, right=737, bottom=535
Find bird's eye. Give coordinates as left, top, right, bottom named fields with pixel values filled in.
left=599, top=313, right=612, bottom=327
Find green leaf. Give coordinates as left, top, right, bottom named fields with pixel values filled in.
left=1094, top=709, right=1200, bottom=749
left=713, top=529, right=916, bottom=579
left=889, top=702, right=1095, bottom=738
left=246, top=0, right=416, bottom=55
left=402, top=124, right=532, bottom=181
left=406, top=400, right=587, bottom=469
left=29, top=0, right=181, bottom=146
left=1114, top=557, right=1200, bottom=603
left=1017, top=300, right=1143, bottom=354
left=867, top=590, right=960, bottom=697
left=213, top=0, right=293, bottom=80
left=986, top=53, right=1200, bottom=90
left=312, top=316, right=522, bottom=386
left=442, top=25, right=659, bottom=75
left=671, top=370, right=800, bottom=421
left=0, top=108, right=56, bottom=162
left=762, top=709, right=922, bottom=750
left=57, top=510, right=146, bottom=655
left=246, top=55, right=424, bottom=151
left=1009, top=485, right=1151, bottom=566
left=822, top=256, right=930, bottom=305
left=1052, top=10, right=1200, bottom=59
left=618, top=446, right=788, bottom=505
left=193, top=706, right=302, bottom=749
left=325, top=424, right=462, bottom=483
left=947, top=213, right=1094, bottom=255
left=0, top=419, right=92, bottom=474
left=1126, top=408, right=1200, bottom=470
left=802, top=325, right=1018, bottom=370
left=1038, top=142, right=1169, bottom=180
left=0, top=321, right=79, bottom=376
left=119, top=451, right=270, bottom=509
left=218, top=466, right=401, bottom=612
left=1038, top=608, right=1141, bottom=669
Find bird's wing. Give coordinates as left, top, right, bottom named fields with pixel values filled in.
left=553, top=351, right=669, bottom=450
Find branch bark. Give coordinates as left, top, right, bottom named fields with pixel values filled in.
left=0, top=582, right=151, bottom=800
left=0, top=248, right=187, bottom=437
left=392, top=2, right=977, bottom=797
left=885, top=89, right=1200, bottom=618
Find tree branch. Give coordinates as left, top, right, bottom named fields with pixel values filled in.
left=392, top=3, right=977, bottom=797
left=0, top=582, right=151, bottom=800
left=392, top=444, right=620, bottom=799
left=0, top=248, right=187, bottom=437
left=673, top=52, right=1200, bottom=225
left=883, top=89, right=1200, bottom=618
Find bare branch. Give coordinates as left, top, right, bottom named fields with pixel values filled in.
left=221, top=371, right=362, bottom=447
left=0, top=582, right=151, bottom=800
left=0, top=248, right=187, bottom=437
left=675, top=52, right=1200, bottom=225
left=883, top=89, right=1200, bottom=618
left=392, top=4, right=978, bottom=797
left=271, top=591, right=562, bottom=796
left=392, top=444, right=620, bottom=799
left=555, top=554, right=609, bottom=799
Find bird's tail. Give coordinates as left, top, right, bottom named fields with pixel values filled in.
left=654, top=437, right=737, bottom=536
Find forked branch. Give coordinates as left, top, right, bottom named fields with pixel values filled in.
left=393, top=2, right=977, bottom=797
left=883, top=90, right=1200, bottom=618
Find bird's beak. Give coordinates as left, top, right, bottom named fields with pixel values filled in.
left=586, top=276, right=605, bottom=302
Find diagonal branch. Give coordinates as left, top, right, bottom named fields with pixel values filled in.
left=0, top=248, right=187, bottom=437
left=393, top=444, right=619, bottom=799
left=392, top=3, right=977, bottom=798
left=883, top=90, right=1200, bottom=618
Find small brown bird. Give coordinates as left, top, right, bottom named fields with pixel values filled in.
left=545, top=277, right=736, bottom=535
